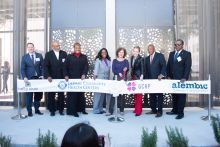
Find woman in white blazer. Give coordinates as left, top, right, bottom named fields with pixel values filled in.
left=93, top=48, right=111, bottom=115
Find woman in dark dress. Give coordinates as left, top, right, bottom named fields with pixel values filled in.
left=64, top=42, right=89, bottom=117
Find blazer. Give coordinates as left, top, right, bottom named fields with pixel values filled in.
left=167, top=49, right=192, bottom=80
left=64, top=53, right=89, bottom=79
left=94, top=58, right=111, bottom=79
left=130, top=55, right=144, bottom=79
left=44, top=50, right=67, bottom=79
left=21, top=52, right=44, bottom=79
left=144, top=52, right=166, bottom=79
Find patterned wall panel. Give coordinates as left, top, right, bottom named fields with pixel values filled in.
left=117, top=27, right=175, bottom=107
left=52, top=28, right=104, bottom=107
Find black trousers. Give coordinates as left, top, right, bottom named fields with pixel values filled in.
left=66, top=92, right=85, bottom=115
left=48, top=92, right=64, bottom=113
left=149, top=94, right=163, bottom=113
left=109, top=94, right=125, bottom=114
left=171, top=94, right=186, bottom=115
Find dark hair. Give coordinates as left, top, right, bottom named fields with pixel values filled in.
left=27, top=42, right=34, bottom=47
left=95, top=48, right=111, bottom=61
left=133, top=46, right=140, bottom=52
left=61, top=123, right=99, bottom=147
left=176, top=39, right=184, bottom=45
left=116, top=47, right=127, bottom=58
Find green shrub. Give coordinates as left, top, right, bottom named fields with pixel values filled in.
left=0, top=133, right=12, bottom=147
left=165, top=126, right=188, bottom=147
left=211, top=115, right=220, bottom=144
left=141, top=127, right=157, bottom=147
left=36, top=129, right=57, bottom=147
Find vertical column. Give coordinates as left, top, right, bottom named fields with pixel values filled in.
left=44, top=0, right=49, bottom=52
left=13, top=0, right=26, bottom=106
left=106, top=0, right=116, bottom=61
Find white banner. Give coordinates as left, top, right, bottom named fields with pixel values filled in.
left=17, top=79, right=211, bottom=95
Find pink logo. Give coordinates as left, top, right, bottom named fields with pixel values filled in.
left=127, top=82, right=136, bottom=91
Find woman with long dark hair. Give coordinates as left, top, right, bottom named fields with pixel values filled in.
left=93, top=48, right=111, bottom=115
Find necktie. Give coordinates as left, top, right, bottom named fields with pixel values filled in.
left=174, top=51, right=178, bottom=62
left=31, top=54, right=35, bottom=64
left=150, top=55, right=153, bottom=64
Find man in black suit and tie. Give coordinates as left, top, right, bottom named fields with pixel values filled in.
left=166, top=39, right=192, bottom=119
left=144, top=44, right=166, bottom=117
left=44, top=41, right=67, bottom=116
left=21, top=43, right=44, bottom=117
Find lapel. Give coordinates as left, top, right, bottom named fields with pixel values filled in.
left=51, top=50, right=59, bottom=61
left=132, top=55, right=140, bottom=67
left=101, top=59, right=109, bottom=69
left=178, top=49, right=185, bottom=58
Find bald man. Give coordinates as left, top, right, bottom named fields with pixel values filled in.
left=44, top=41, right=67, bottom=116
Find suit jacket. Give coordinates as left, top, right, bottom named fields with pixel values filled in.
left=44, top=50, right=67, bottom=79
left=64, top=53, right=89, bottom=79
left=21, top=52, right=44, bottom=79
left=167, top=49, right=192, bottom=80
left=94, top=58, right=111, bottom=79
left=130, top=55, right=144, bottom=79
left=144, top=52, right=166, bottom=79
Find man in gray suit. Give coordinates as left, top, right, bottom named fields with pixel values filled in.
left=144, top=44, right=166, bottom=117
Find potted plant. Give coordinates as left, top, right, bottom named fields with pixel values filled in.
left=0, top=133, right=12, bottom=147
left=166, top=126, right=188, bottom=147
left=141, top=127, right=157, bottom=147
left=36, top=129, right=57, bottom=147
left=211, top=114, right=220, bottom=145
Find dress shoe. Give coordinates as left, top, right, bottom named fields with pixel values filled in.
left=96, top=112, right=104, bottom=114
left=28, top=112, right=33, bottom=117
left=166, top=111, right=178, bottom=115
left=73, top=113, right=79, bottom=117
left=155, top=113, right=162, bottom=118
left=100, top=110, right=106, bottom=113
left=59, top=111, right=64, bottom=115
left=145, top=111, right=157, bottom=115
left=82, top=111, right=88, bottom=115
left=175, top=114, right=184, bottom=119
left=35, top=110, right=43, bottom=115
left=50, top=112, right=55, bottom=116
left=105, top=112, right=111, bottom=116
left=135, top=114, right=141, bottom=116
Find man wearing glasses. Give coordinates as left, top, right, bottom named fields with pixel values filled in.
left=166, top=39, right=192, bottom=119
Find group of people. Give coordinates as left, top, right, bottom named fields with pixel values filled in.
left=21, top=38, right=191, bottom=120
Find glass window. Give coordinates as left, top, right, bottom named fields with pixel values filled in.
left=0, top=0, right=14, bottom=102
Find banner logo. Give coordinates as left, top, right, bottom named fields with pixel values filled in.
left=58, top=81, right=67, bottom=90
left=127, top=82, right=136, bottom=91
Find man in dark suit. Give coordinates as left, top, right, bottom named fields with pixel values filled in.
left=44, top=41, right=67, bottom=116
left=144, top=44, right=166, bottom=117
left=166, top=39, right=192, bottom=119
left=21, top=43, right=44, bottom=117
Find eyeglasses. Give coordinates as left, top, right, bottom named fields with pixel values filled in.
left=175, top=44, right=182, bottom=46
